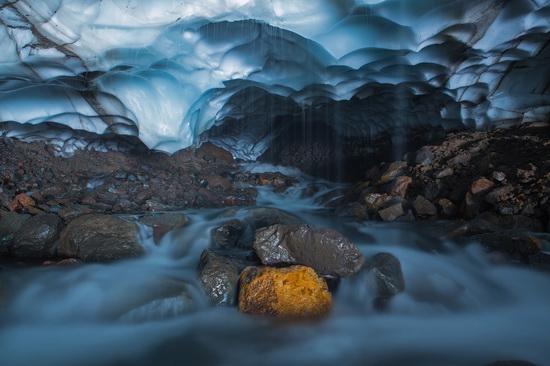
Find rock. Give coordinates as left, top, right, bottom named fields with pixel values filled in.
left=447, top=219, right=498, bottom=240
left=238, top=265, right=332, bottom=318
left=43, top=258, right=82, bottom=266
left=365, top=253, right=405, bottom=310
left=433, top=167, right=454, bottom=179
left=389, top=176, right=412, bottom=198
left=380, top=161, right=407, bottom=183
left=245, top=207, right=301, bottom=231
left=211, top=219, right=245, bottom=248
left=140, top=213, right=188, bottom=244
left=471, top=178, right=495, bottom=195
left=58, top=204, right=93, bottom=222
left=492, top=171, right=506, bottom=182
left=253, top=224, right=364, bottom=277
left=422, top=179, right=443, bottom=201
left=366, top=253, right=405, bottom=296
left=204, top=174, right=234, bottom=190
left=363, top=193, right=392, bottom=212
left=415, top=146, right=433, bottom=166
left=195, top=142, right=234, bottom=163
left=485, top=185, right=514, bottom=204
left=448, top=153, right=471, bottom=166
left=197, top=249, right=241, bottom=306
left=412, top=195, right=437, bottom=217
left=378, top=203, right=404, bottom=222
left=10, top=214, right=63, bottom=258
left=335, top=202, right=369, bottom=220
left=57, top=214, right=143, bottom=261
left=437, top=198, right=458, bottom=217
left=0, top=212, right=31, bottom=254
left=8, top=193, right=36, bottom=212
left=499, top=215, right=543, bottom=232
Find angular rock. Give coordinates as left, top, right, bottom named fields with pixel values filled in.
left=415, top=146, right=433, bottom=166
left=8, top=193, right=36, bottom=212
left=0, top=212, right=31, bottom=254
left=389, top=176, right=412, bottom=198
left=363, top=193, right=392, bottom=212
left=471, top=178, right=495, bottom=195
left=57, top=214, right=143, bottom=261
left=197, top=249, right=241, bottom=306
left=378, top=203, right=404, bottom=222
left=380, top=161, right=407, bottom=183
left=412, top=195, right=437, bottom=217
left=433, top=167, right=454, bottom=179
left=11, top=214, right=63, bottom=258
left=253, top=224, right=364, bottom=277
left=335, top=202, right=369, bottom=220
left=238, top=265, right=332, bottom=318
left=446, top=219, right=498, bottom=240
left=211, top=219, right=245, bottom=248
left=437, top=198, right=458, bottom=217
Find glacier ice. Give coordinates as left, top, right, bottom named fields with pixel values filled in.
left=0, top=0, right=549, bottom=159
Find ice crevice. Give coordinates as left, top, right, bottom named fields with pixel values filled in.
left=0, top=0, right=549, bottom=160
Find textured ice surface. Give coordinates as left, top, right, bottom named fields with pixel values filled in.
left=0, top=0, right=549, bottom=157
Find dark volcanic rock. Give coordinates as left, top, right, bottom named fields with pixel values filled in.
left=365, top=252, right=405, bottom=297
left=253, top=224, right=364, bottom=277
left=197, top=249, right=242, bottom=306
left=57, top=214, right=143, bottom=261
left=211, top=219, right=245, bottom=249
left=0, top=212, right=31, bottom=255
left=11, top=214, right=63, bottom=257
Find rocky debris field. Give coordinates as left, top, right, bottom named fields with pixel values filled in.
left=1, top=122, right=550, bottom=322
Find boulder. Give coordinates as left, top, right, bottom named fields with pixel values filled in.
left=365, top=253, right=405, bottom=297
left=197, top=249, right=241, bottom=306
left=57, top=214, right=143, bottom=261
left=253, top=224, right=364, bottom=277
left=0, top=212, right=31, bottom=255
left=11, top=214, right=63, bottom=257
left=335, top=202, right=369, bottom=220
left=245, top=207, right=301, bottom=231
left=389, top=176, right=412, bottom=198
left=415, top=146, right=434, bottom=166
left=211, top=219, right=244, bottom=248
left=238, top=265, right=332, bottom=318
left=380, top=161, right=407, bottom=183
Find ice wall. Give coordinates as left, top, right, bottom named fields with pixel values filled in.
left=0, top=0, right=549, bottom=158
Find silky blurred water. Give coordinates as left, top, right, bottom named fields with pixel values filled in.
left=1, top=176, right=549, bottom=366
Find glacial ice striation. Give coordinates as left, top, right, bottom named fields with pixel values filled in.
left=0, top=0, right=549, bottom=159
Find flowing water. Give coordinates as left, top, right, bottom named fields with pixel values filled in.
left=1, top=166, right=549, bottom=366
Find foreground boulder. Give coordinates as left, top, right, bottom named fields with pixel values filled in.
left=239, top=265, right=332, bottom=318
left=197, top=249, right=241, bottom=306
left=57, top=214, right=143, bottom=261
left=253, top=224, right=364, bottom=277
left=11, top=214, right=63, bottom=258
left=0, top=212, right=30, bottom=255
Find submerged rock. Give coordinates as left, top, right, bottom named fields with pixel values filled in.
left=57, top=214, right=143, bottom=261
left=140, top=212, right=188, bottom=244
left=11, top=214, right=63, bottom=258
left=253, top=224, right=364, bottom=277
left=197, top=249, right=241, bottom=306
left=118, top=293, right=195, bottom=323
left=363, top=253, right=405, bottom=310
left=238, top=265, right=332, bottom=318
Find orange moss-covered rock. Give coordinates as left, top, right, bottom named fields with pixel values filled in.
left=238, top=265, right=332, bottom=318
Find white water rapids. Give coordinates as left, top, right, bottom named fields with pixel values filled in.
left=1, top=173, right=549, bottom=366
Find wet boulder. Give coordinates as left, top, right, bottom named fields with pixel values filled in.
left=0, top=211, right=31, bottom=255
left=11, top=214, right=63, bottom=258
left=365, top=253, right=405, bottom=310
left=238, top=265, right=332, bottom=318
left=211, top=219, right=245, bottom=248
left=245, top=207, right=301, bottom=231
left=57, top=214, right=143, bottom=261
left=197, top=249, right=241, bottom=306
left=118, top=293, right=195, bottom=323
left=253, top=224, right=364, bottom=277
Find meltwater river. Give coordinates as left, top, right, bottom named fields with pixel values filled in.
left=1, top=166, right=549, bottom=366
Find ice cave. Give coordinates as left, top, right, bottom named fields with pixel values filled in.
left=1, top=1, right=550, bottom=365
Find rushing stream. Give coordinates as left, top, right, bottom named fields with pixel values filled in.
left=1, top=167, right=549, bottom=366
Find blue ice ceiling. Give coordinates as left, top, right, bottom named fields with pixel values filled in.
left=0, top=0, right=549, bottom=158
